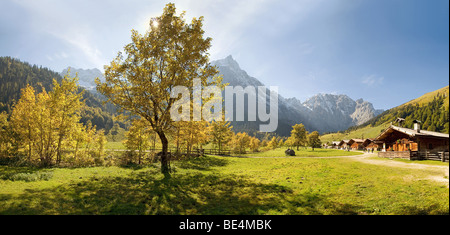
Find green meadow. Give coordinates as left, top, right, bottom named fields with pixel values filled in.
left=236, top=147, right=363, bottom=158
left=1, top=150, right=448, bottom=215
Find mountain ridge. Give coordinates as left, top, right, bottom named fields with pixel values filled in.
left=0, top=55, right=385, bottom=136
left=58, top=55, right=383, bottom=136
left=211, top=55, right=384, bottom=135
left=0, top=56, right=122, bottom=133
left=320, top=85, right=449, bottom=143
left=60, top=67, right=105, bottom=90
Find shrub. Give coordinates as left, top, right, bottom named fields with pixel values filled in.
left=7, top=171, right=53, bottom=182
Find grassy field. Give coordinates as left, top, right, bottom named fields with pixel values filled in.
left=105, top=141, right=127, bottom=150
left=237, top=147, right=363, bottom=157
left=0, top=150, right=448, bottom=215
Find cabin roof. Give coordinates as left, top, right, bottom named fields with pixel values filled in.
left=348, top=139, right=365, bottom=146
left=362, top=138, right=383, bottom=146
left=376, top=125, right=449, bottom=141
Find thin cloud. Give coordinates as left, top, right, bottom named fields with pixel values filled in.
left=362, top=74, right=384, bottom=87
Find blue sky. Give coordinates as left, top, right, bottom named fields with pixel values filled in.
left=0, top=0, right=448, bottom=110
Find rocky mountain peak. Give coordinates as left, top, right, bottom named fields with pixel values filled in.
left=211, top=55, right=264, bottom=87
left=209, top=56, right=384, bottom=134
left=60, top=67, right=105, bottom=90
left=62, top=55, right=383, bottom=135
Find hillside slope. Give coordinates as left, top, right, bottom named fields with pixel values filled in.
left=0, top=56, right=121, bottom=132
left=321, top=86, right=449, bottom=143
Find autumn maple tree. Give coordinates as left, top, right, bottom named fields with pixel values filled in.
left=96, top=3, right=220, bottom=174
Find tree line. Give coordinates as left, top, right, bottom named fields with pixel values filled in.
left=0, top=3, right=322, bottom=173
left=0, top=71, right=320, bottom=166
left=0, top=56, right=126, bottom=134
left=348, top=93, right=449, bottom=134
left=0, top=73, right=106, bottom=166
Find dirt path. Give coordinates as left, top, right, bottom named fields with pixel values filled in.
left=222, top=153, right=365, bottom=159
left=352, top=153, right=449, bottom=187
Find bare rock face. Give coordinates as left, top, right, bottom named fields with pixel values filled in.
left=210, top=55, right=384, bottom=135
left=64, top=55, right=384, bottom=136
left=351, top=99, right=383, bottom=126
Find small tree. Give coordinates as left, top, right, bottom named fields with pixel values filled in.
left=208, top=120, right=233, bottom=154
left=268, top=136, right=278, bottom=150
left=50, top=73, right=84, bottom=164
left=249, top=137, right=261, bottom=152
left=0, top=112, right=17, bottom=158
left=11, top=74, right=85, bottom=166
left=124, top=118, right=151, bottom=164
left=10, top=85, right=36, bottom=161
left=107, top=123, right=126, bottom=142
left=289, top=124, right=307, bottom=150
left=307, top=131, right=321, bottom=151
left=231, top=132, right=251, bottom=154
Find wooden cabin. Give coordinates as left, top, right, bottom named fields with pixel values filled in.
left=375, top=123, right=449, bottom=160
left=348, top=139, right=365, bottom=150
left=326, top=141, right=341, bottom=149
left=331, top=141, right=341, bottom=149
left=362, top=138, right=383, bottom=151
left=338, top=140, right=350, bottom=150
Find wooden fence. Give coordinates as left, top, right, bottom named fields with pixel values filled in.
left=202, top=149, right=231, bottom=156
left=379, top=151, right=449, bottom=162
left=104, top=148, right=231, bottom=156
left=416, top=151, right=449, bottom=162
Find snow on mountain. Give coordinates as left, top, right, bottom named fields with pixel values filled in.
left=211, top=55, right=384, bottom=135
left=64, top=55, right=383, bottom=135
left=60, top=67, right=104, bottom=90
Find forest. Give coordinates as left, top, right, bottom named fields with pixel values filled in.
left=346, top=92, right=449, bottom=134
left=0, top=56, right=125, bottom=133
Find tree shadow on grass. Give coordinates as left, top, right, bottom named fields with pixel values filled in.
left=0, top=168, right=368, bottom=215
left=176, top=156, right=230, bottom=171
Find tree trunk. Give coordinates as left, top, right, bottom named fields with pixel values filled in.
left=157, top=131, right=170, bottom=175
left=28, top=126, right=32, bottom=163
left=138, top=144, right=142, bottom=165
left=75, top=140, right=79, bottom=159
left=152, top=133, right=156, bottom=152
left=56, top=134, right=63, bottom=165
left=175, top=129, right=180, bottom=153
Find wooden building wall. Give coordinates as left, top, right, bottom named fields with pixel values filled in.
left=417, top=137, right=449, bottom=152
